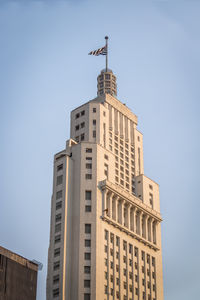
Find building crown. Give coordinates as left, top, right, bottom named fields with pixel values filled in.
left=97, top=69, right=117, bottom=97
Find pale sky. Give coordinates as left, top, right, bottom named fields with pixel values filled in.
left=0, top=0, right=200, bottom=299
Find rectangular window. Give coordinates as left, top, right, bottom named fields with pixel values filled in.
left=86, top=148, right=92, bottom=153
left=53, top=288, right=59, bottom=297
left=84, top=253, right=91, bottom=260
left=85, top=174, right=92, bottom=179
left=85, top=224, right=91, bottom=234
left=81, top=133, right=85, bottom=141
left=104, top=154, right=109, bottom=160
left=93, top=108, right=96, bottom=113
left=53, top=261, right=60, bottom=271
left=85, top=205, right=91, bottom=212
left=75, top=113, right=80, bottom=119
left=105, top=230, right=108, bottom=240
left=53, top=274, right=59, bottom=284
left=56, top=190, right=62, bottom=199
left=81, top=110, right=85, bottom=116
left=85, top=190, right=92, bottom=200
left=84, top=266, right=91, bottom=274
left=86, top=157, right=92, bottom=160
left=75, top=125, right=79, bottom=131
left=54, top=235, right=61, bottom=244
left=84, top=280, right=90, bottom=288
left=57, top=164, right=63, bottom=171
left=56, top=201, right=62, bottom=210
left=93, top=130, right=96, bottom=138
left=85, top=239, right=91, bottom=247
left=86, top=163, right=92, bottom=169
left=55, top=213, right=61, bottom=222
left=54, top=248, right=60, bottom=257
left=81, top=122, right=85, bottom=128
left=93, top=119, right=96, bottom=125
left=55, top=223, right=61, bottom=233
left=56, top=175, right=63, bottom=186
left=84, top=294, right=90, bottom=300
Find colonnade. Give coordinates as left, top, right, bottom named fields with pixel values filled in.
left=102, top=190, right=157, bottom=245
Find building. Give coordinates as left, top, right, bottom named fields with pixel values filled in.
left=0, top=246, right=38, bottom=300
left=46, top=68, right=164, bottom=300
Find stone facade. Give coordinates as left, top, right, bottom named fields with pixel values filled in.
left=46, top=69, right=164, bottom=300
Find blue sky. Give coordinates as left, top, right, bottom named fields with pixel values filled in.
left=0, top=0, right=200, bottom=299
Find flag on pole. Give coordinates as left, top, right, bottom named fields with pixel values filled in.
left=88, top=45, right=107, bottom=56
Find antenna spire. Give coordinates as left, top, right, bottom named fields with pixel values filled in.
left=105, top=36, right=108, bottom=72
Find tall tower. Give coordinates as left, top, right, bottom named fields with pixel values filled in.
left=46, top=69, right=164, bottom=300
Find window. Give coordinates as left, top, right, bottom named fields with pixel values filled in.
left=85, top=239, right=91, bottom=247
left=135, top=288, right=138, bottom=295
left=56, top=175, right=63, bottom=186
left=56, top=190, right=62, bottom=199
left=104, top=154, right=109, bottom=160
left=53, top=261, right=60, bottom=271
left=116, top=236, right=119, bottom=246
left=104, top=245, right=108, bottom=252
left=134, top=247, right=138, bottom=256
left=129, top=259, right=132, bottom=266
left=57, top=164, right=63, bottom=171
left=55, top=223, right=61, bottom=233
left=86, top=148, right=92, bottom=153
left=137, top=136, right=140, bottom=141
left=124, top=282, right=127, bottom=289
left=75, top=113, right=80, bottom=119
left=135, top=263, right=138, bottom=269
left=54, top=235, right=61, bottom=244
left=56, top=201, right=62, bottom=210
left=54, top=248, right=60, bottom=257
left=116, top=265, right=119, bottom=272
left=84, top=280, right=90, bottom=288
left=105, top=230, right=108, bottom=240
left=53, top=288, right=59, bottom=297
left=123, top=268, right=127, bottom=276
left=93, top=108, right=96, bottom=113
left=93, top=119, right=96, bottom=125
left=81, top=110, right=85, bottom=116
left=129, top=272, right=133, bottom=279
left=85, top=224, right=91, bottom=233
left=110, top=261, right=113, bottom=269
left=105, top=258, right=108, bottom=266
left=84, top=294, right=90, bottom=300
left=85, top=253, right=91, bottom=260
left=81, top=122, right=85, bottom=128
left=105, top=271, right=108, bottom=279
left=86, top=157, right=92, bottom=160
left=130, top=285, right=133, bottom=292
left=85, top=205, right=91, bottom=212
left=53, top=274, right=59, bottom=284
left=85, top=190, right=92, bottom=200
left=152, top=257, right=155, bottom=266
left=55, top=213, right=61, bottom=222
left=110, top=275, right=113, bottom=282
left=103, top=111, right=106, bottom=116
left=81, top=133, right=85, bottom=141
left=93, top=130, right=96, bottom=138
left=85, top=174, right=92, bottom=179
left=86, top=163, right=92, bottom=169
left=104, top=285, right=108, bottom=294
left=75, top=125, right=79, bottom=131
left=123, top=256, right=126, bottom=263
left=84, top=266, right=91, bottom=274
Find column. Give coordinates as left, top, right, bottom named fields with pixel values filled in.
left=142, top=214, right=147, bottom=239
left=130, top=206, right=135, bottom=231
left=110, top=192, right=114, bottom=219
left=107, top=192, right=111, bottom=218
left=147, top=217, right=152, bottom=242
left=152, top=220, right=157, bottom=244
left=116, top=196, right=119, bottom=223
left=126, top=204, right=130, bottom=230
left=102, top=189, right=108, bottom=217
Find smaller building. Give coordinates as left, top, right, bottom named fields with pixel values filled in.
left=0, top=246, right=38, bottom=300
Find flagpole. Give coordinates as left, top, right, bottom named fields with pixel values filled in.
left=105, top=36, right=108, bottom=72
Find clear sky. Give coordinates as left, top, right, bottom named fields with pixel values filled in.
left=0, top=0, right=199, bottom=299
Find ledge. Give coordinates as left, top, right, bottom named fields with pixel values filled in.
left=99, top=179, right=162, bottom=222
left=101, top=216, right=160, bottom=252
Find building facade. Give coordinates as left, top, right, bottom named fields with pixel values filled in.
left=0, top=246, right=38, bottom=300
left=46, top=69, right=164, bottom=300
